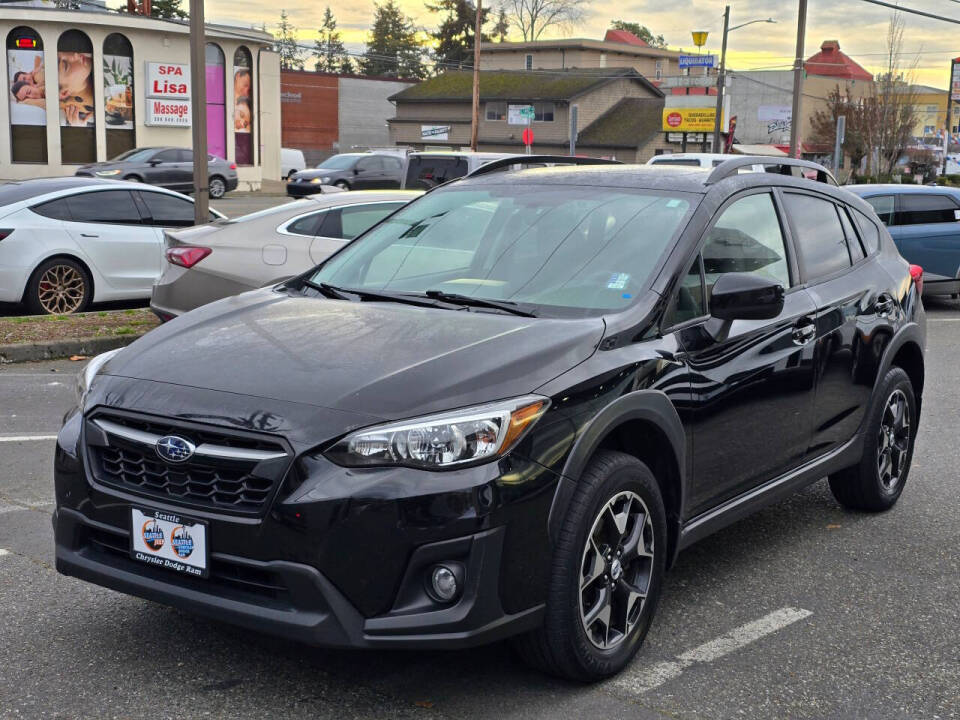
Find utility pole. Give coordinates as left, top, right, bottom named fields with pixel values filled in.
left=189, top=0, right=209, bottom=225
left=470, top=0, right=482, bottom=152
left=789, top=0, right=807, bottom=159
left=712, top=5, right=729, bottom=154
left=943, top=58, right=958, bottom=175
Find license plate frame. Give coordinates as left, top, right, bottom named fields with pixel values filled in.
left=129, top=507, right=209, bottom=579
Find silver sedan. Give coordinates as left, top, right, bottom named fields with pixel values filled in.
left=150, top=190, right=422, bottom=320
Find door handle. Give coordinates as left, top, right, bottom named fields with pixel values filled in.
left=80, top=233, right=99, bottom=237
left=792, top=320, right=816, bottom=345
left=875, top=294, right=895, bottom=315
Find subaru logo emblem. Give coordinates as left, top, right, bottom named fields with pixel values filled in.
left=156, top=435, right=195, bottom=463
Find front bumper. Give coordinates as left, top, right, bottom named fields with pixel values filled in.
left=53, top=395, right=560, bottom=649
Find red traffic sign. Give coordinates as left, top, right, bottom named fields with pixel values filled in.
left=522, top=127, right=534, bottom=146
left=666, top=112, right=683, bottom=129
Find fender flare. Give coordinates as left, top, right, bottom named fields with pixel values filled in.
left=875, top=321, right=925, bottom=391
left=546, top=389, right=688, bottom=547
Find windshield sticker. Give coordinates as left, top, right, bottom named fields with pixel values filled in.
left=666, top=199, right=682, bottom=208
left=607, top=273, right=630, bottom=290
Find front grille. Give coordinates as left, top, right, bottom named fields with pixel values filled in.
left=85, top=411, right=290, bottom=517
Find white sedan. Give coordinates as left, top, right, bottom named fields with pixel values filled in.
left=0, top=177, right=222, bottom=314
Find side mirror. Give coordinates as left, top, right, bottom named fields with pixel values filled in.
left=148, top=159, right=161, bottom=166
left=354, top=167, right=362, bottom=175
left=710, top=273, right=784, bottom=321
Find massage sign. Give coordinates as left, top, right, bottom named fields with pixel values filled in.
left=144, top=62, right=191, bottom=126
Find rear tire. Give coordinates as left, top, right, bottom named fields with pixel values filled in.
left=828, top=367, right=916, bottom=512
left=208, top=175, right=227, bottom=199
left=25, top=258, right=92, bottom=315
left=513, top=450, right=666, bottom=682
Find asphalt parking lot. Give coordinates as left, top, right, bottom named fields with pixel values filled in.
left=1, top=299, right=958, bottom=719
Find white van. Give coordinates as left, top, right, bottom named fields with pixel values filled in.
left=280, top=148, right=306, bottom=180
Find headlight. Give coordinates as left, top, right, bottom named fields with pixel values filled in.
left=94, top=169, right=122, bottom=176
left=76, top=348, right=122, bottom=409
left=310, top=177, right=323, bottom=184
left=325, top=396, right=549, bottom=470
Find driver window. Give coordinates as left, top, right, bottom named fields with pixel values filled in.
left=152, top=149, right=179, bottom=163
left=702, top=193, right=790, bottom=295
left=665, top=254, right=706, bottom=327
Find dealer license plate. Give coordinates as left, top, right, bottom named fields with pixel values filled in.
left=130, top=507, right=209, bottom=578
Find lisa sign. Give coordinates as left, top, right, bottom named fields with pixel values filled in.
left=145, top=62, right=191, bottom=126
left=145, top=62, right=190, bottom=99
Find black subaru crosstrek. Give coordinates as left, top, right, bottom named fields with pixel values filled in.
left=53, top=157, right=926, bottom=681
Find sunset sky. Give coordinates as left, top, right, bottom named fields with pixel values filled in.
left=208, top=0, right=959, bottom=88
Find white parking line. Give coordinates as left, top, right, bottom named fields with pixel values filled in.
left=612, top=607, right=813, bottom=695
left=0, top=549, right=9, bottom=558
left=0, top=435, right=58, bottom=442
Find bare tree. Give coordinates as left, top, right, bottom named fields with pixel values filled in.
left=505, top=0, right=588, bottom=41
left=808, top=85, right=871, bottom=180
left=863, top=12, right=920, bottom=175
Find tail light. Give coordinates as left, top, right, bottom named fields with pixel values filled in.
left=229, top=162, right=237, bottom=170
left=166, top=246, right=211, bottom=268
left=909, top=264, right=923, bottom=295
left=0, top=229, right=12, bottom=241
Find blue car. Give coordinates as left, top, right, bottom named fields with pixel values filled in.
left=847, top=184, right=960, bottom=296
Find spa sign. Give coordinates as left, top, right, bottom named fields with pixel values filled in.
left=144, top=62, right=191, bottom=126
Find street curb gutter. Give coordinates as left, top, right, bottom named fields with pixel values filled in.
left=0, top=333, right=144, bottom=364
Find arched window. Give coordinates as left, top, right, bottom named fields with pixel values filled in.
left=6, top=26, right=46, bottom=163
left=205, top=42, right=226, bottom=160
left=103, top=33, right=135, bottom=159
left=233, top=46, right=253, bottom=166
left=57, top=29, right=96, bottom=164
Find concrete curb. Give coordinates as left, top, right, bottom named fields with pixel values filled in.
left=0, top=333, right=144, bottom=364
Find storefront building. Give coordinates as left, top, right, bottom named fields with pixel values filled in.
left=1, top=6, right=281, bottom=187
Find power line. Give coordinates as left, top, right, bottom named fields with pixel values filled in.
left=856, top=0, right=960, bottom=24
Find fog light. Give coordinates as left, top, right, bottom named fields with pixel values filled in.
left=430, top=565, right=458, bottom=602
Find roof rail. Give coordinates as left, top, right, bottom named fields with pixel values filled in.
left=466, top=155, right=622, bottom=179
left=705, top=156, right=838, bottom=186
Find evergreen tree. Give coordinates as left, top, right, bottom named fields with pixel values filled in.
left=427, top=0, right=490, bottom=70
left=275, top=10, right=305, bottom=71
left=313, top=7, right=349, bottom=73
left=360, top=0, right=427, bottom=79
left=115, top=0, right=185, bottom=19
left=491, top=5, right=510, bottom=42
left=340, top=56, right=356, bottom=75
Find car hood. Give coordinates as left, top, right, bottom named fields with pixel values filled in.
left=102, top=289, right=605, bottom=420
left=296, top=168, right=343, bottom=180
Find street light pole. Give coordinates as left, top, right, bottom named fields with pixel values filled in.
left=712, top=5, right=730, bottom=153
left=470, top=0, right=482, bottom=152
left=789, top=0, right=808, bottom=159
left=189, top=0, right=209, bottom=225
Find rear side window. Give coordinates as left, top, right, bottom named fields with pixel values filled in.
left=783, top=193, right=850, bottom=281
left=838, top=206, right=865, bottom=262
left=138, top=191, right=197, bottom=227
left=65, top=190, right=142, bottom=224
left=286, top=211, right=325, bottom=236
left=864, top=195, right=895, bottom=225
left=31, top=197, right=73, bottom=221
left=702, top=192, right=791, bottom=291
left=405, top=157, right=469, bottom=189
left=852, top=208, right=881, bottom=254
left=340, top=202, right=405, bottom=240
left=898, top=193, right=960, bottom=226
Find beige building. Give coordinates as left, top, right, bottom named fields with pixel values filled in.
left=479, top=36, right=685, bottom=83
left=1, top=6, right=281, bottom=187
left=388, top=67, right=669, bottom=162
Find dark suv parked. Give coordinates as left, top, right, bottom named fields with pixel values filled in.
left=54, top=157, right=925, bottom=682
left=75, top=147, right=239, bottom=199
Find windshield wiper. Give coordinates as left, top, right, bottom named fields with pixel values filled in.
left=423, top=290, right=536, bottom=317
left=302, top=280, right=445, bottom=309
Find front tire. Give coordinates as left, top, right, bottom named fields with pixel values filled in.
left=333, top=180, right=350, bottom=190
left=513, top=450, right=666, bottom=681
left=26, top=258, right=92, bottom=315
left=829, top=367, right=917, bottom=512
left=208, top=175, right=227, bottom=199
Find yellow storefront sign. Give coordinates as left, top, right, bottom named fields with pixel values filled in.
left=662, top=107, right=720, bottom=133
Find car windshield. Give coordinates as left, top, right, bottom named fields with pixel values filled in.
left=309, top=184, right=694, bottom=316
left=109, top=148, right=157, bottom=163
left=316, top=154, right=362, bottom=170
